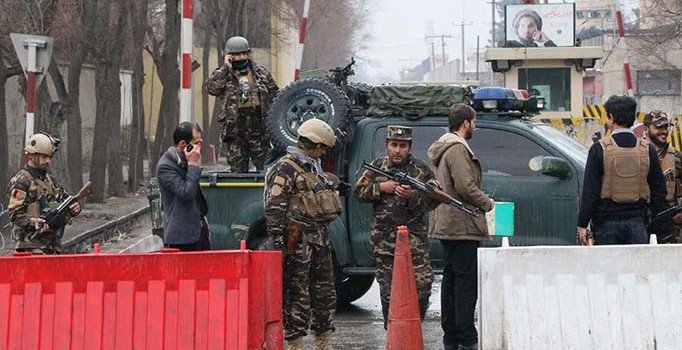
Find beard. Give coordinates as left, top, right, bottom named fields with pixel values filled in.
left=465, top=128, right=473, bottom=140
left=648, top=131, right=668, bottom=147
left=232, top=59, right=249, bottom=70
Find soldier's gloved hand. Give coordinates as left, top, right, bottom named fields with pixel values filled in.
left=31, top=218, right=49, bottom=234
left=69, top=202, right=81, bottom=216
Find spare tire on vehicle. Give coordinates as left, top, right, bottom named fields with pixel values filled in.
left=267, top=78, right=353, bottom=150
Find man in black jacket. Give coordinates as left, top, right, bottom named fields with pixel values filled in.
left=577, top=96, right=666, bottom=245
left=156, top=122, right=210, bottom=251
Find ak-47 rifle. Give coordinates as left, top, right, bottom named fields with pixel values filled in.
left=360, top=161, right=480, bottom=217
left=32, top=182, right=93, bottom=239
left=649, top=203, right=682, bottom=227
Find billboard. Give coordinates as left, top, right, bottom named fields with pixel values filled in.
left=505, top=4, right=575, bottom=48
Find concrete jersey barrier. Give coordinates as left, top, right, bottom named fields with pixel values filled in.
left=478, top=244, right=682, bottom=350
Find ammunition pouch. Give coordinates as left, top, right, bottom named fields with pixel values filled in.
left=290, top=189, right=341, bottom=222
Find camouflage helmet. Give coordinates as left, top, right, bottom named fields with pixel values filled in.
left=643, top=110, right=670, bottom=127
left=25, top=133, right=59, bottom=156
left=225, top=36, right=251, bottom=54
left=386, top=125, right=413, bottom=141
left=297, top=119, right=336, bottom=148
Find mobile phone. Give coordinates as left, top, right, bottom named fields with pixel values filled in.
left=185, top=144, right=194, bottom=152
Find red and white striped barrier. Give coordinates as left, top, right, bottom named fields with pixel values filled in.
left=294, top=0, right=311, bottom=81
left=180, top=0, right=193, bottom=122
left=615, top=8, right=634, bottom=96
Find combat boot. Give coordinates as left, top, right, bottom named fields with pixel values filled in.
left=313, top=330, right=333, bottom=350
left=287, top=337, right=304, bottom=350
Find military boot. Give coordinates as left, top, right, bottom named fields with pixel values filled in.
left=287, top=337, right=304, bottom=350
left=313, top=330, right=333, bottom=350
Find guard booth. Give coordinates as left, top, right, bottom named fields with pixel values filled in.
left=486, top=3, right=604, bottom=119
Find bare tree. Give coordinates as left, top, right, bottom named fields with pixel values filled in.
left=127, top=0, right=149, bottom=192
left=146, top=0, right=181, bottom=174
left=0, top=46, right=24, bottom=206
left=89, top=0, right=128, bottom=202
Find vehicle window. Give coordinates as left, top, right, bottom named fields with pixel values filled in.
left=468, top=128, right=552, bottom=177
left=518, top=68, right=571, bottom=112
left=373, top=126, right=448, bottom=162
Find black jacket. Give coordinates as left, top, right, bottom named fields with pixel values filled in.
left=577, top=131, right=666, bottom=227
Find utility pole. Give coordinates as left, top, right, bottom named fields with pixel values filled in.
left=476, top=35, right=480, bottom=81
left=491, top=0, right=496, bottom=47
left=425, top=34, right=453, bottom=69
left=455, top=22, right=473, bottom=75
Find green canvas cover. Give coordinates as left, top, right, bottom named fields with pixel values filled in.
left=367, top=85, right=472, bottom=117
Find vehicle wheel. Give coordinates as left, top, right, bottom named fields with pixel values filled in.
left=333, top=253, right=374, bottom=304
left=267, top=78, right=352, bottom=150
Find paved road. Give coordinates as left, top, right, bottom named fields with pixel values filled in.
left=330, top=276, right=446, bottom=349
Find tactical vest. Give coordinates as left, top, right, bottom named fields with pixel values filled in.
left=25, top=174, right=60, bottom=218
left=235, top=70, right=261, bottom=109
left=600, top=137, right=650, bottom=203
left=659, top=150, right=678, bottom=202
left=282, top=158, right=341, bottom=222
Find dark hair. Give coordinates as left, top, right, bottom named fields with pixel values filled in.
left=297, top=136, right=317, bottom=150
left=604, top=95, right=637, bottom=128
left=448, top=104, right=476, bottom=132
left=173, top=122, right=197, bottom=145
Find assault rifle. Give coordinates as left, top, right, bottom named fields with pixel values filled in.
left=32, top=182, right=93, bottom=239
left=649, top=204, right=682, bottom=227
left=360, top=162, right=480, bottom=217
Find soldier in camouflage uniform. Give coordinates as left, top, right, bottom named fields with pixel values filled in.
left=643, top=111, right=682, bottom=243
left=206, top=36, right=279, bottom=172
left=264, top=119, right=341, bottom=350
left=7, top=133, right=81, bottom=254
left=354, top=126, right=439, bottom=329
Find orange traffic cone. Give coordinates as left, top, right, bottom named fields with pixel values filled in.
left=385, top=225, right=423, bottom=350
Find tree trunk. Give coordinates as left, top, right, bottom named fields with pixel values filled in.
left=201, top=27, right=211, bottom=160
left=0, top=58, right=9, bottom=207
left=89, top=62, right=111, bottom=203
left=149, top=0, right=181, bottom=175
left=105, top=1, right=129, bottom=198
left=128, top=0, right=148, bottom=192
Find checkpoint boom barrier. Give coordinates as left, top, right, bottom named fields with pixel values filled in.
left=0, top=246, right=282, bottom=350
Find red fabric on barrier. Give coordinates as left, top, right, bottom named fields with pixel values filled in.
left=0, top=250, right=283, bottom=350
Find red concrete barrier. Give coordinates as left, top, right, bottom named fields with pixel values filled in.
left=0, top=247, right=282, bottom=350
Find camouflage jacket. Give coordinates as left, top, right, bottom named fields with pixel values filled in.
left=354, top=154, right=440, bottom=237
left=657, top=143, right=682, bottom=204
left=205, top=60, right=279, bottom=137
left=6, top=165, right=70, bottom=251
left=264, top=148, right=334, bottom=248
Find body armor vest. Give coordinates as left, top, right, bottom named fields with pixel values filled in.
left=600, top=137, right=650, bottom=203
left=282, top=158, right=341, bottom=222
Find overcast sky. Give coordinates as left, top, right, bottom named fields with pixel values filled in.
left=355, top=0, right=641, bottom=84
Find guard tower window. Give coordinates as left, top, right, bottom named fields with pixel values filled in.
left=518, top=68, right=571, bottom=112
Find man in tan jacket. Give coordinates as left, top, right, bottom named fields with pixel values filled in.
left=427, top=104, right=495, bottom=350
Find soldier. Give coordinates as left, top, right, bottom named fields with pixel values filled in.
left=264, top=119, right=341, bottom=350
left=643, top=110, right=682, bottom=243
left=354, top=125, right=438, bottom=329
left=206, top=36, right=279, bottom=173
left=6, top=133, right=81, bottom=254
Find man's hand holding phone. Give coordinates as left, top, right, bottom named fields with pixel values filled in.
left=224, top=54, right=232, bottom=70
left=184, top=139, right=203, bottom=167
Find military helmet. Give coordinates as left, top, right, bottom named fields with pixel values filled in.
left=297, top=119, right=336, bottom=148
left=25, top=133, right=59, bottom=156
left=386, top=125, right=413, bottom=141
left=225, top=36, right=251, bottom=54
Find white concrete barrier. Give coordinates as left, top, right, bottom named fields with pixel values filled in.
left=478, top=245, right=682, bottom=350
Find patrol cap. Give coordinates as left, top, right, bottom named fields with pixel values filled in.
left=386, top=125, right=412, bottom=141
left=643, top=110, right=669, bottom=127
left=24, top=133, right=59, bottom=156
left=297, top=119, right=336, bottom=148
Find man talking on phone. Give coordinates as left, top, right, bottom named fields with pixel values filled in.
left=206, top=36, right=279, bottom=173
left=156, top=122, right=210, bottom=251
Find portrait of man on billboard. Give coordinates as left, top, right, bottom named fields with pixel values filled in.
left=505, top=4, right=575, bottom=47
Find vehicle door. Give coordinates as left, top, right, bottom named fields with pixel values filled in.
left=468, top=123, right=581, bottom=245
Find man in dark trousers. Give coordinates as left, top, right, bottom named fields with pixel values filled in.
left=428, top=104, right=495, bottom=350
left=577, top=96, right=667, bottom=245
left=156, top=122, right=210, bottom=251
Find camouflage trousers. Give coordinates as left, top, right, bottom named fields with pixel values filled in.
left=372, top=229, right=433, bottom=328
left=283, top=238, right=336, bottom=341
left=222, top=107, right=269, bottom=172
